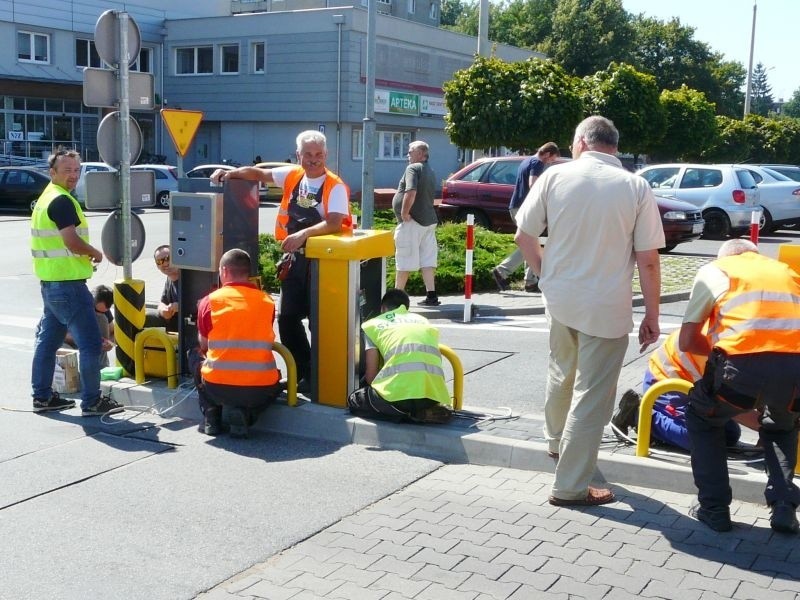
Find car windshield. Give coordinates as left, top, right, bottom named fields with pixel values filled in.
left=759, top=167, right=792, bottom=181
left=486, top=160, right=521, bottom=185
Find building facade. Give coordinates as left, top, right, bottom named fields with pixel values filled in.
left=1, top=0, right=541, bottom=190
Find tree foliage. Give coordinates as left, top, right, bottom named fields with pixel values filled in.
left=750, top=62, right=775, bottom=117
left=443, top=57, right=583, bottom=152
left=582, top=63, right=665, bottom=155
left=782, top=87, right=800, bottom=119
left=701, top=115, right=800, bottom=164
left=651, top=86, right=716, bottom=162
left=540, top=0, right=633, bottom=76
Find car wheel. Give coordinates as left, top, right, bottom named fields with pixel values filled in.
left=759, top=208, right=774, bottom=234
left=157, top=191, right=170, bottom=209
left=701, top=209, right=731, bottom=240
left=658, top=244, right=677, bottom=254
left=30, top=198, right=38, bottom=212
left=456, top=208, right=490, bottom=229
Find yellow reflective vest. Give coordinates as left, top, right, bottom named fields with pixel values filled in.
left=201, top=284, right=280, bottom=387
left=361, top=306, right=451, bottom=406
left=274, top=167, right=352, bottom=240
left=648, top=330, right=706, bottom=383
left=30, top=182, right=93, bottom=281
left=709, top=252, right=800, bottom=355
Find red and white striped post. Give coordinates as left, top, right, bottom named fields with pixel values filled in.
left=463, top=213, right=474, bottom=323
left=750, top=209, right=760, bottom=245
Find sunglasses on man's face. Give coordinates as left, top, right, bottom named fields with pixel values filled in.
left=155, top=256, right=170, bottom=266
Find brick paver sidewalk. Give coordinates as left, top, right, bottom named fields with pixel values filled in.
left=198, top=465, right=798, bottom=600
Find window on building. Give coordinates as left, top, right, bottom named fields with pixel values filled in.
left=352, top=130, right=412, bottom=160
left=75, top=38, right=103, bottom=68
left=408, top=0, right=416, bottom=13
left=18, top=31, right=49, bottom=64
left=429, top=2, right=438, bottom=19
left=176, top=46, right=213, bottom=75
left=131, top=47, right=152, bottom=73
left=220, top=44, right=239, bottom=74
left=252, top=42, right=265, bottom=74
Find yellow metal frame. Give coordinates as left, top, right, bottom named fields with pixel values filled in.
left=134, top=328, right=179, bottom=389
left=272, top=341, right=297, bottom=408
left=439, top=344, right=463, bottom=411
left=635, top=378, right=693, bottom=457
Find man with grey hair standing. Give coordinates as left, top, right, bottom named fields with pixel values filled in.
left=392, top=140, right=441, bottom=306
left=212, top=131, right=352, bottom=392
left=515, top=116, right=664, bottom=506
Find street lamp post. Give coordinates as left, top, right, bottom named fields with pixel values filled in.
left=743, top=1, right=757, bottom=118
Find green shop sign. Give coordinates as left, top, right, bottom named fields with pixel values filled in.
left=388, top=92, right=419, bottom=116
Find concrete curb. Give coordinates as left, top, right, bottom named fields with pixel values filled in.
left=103, top=378, right=769, bottom=506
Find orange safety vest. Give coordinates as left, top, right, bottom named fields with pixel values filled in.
left=648, top=330, right=706, bottom=383
left=201, top=285, right=280, bottom=386
left=708, top=252, right=800, bottom=355
left=274, top=167, right=353, bottom=240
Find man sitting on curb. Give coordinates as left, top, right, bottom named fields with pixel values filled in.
left=347, top=288, right=453, bottom=424
left=191, top=249, right=282, bottom=438
left=612, top=240, right=763, bottom=451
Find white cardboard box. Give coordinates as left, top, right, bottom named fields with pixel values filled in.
left=53, top=348, right=80, bottom=394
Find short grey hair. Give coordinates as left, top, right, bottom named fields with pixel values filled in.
left=409, top=140, right=429, bottom=159
left=296, top=130, right=327, bottom=152
left=575, top=116, right=619, bottom=150
left=717, top=239, right=758, bottom=258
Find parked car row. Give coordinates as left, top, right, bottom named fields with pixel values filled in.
left=436, top=156, right=705, bottom=253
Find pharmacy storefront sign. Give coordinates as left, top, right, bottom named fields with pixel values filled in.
left=375, top=90, right=420, bottom=116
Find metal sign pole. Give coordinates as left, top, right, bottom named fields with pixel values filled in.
left=118, top=11, right=133, bottom=279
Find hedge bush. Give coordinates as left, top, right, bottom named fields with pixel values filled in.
left=257, top=207, right=524, bottom=295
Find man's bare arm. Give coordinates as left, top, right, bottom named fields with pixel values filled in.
left=635, top=248, right=661, bottom=352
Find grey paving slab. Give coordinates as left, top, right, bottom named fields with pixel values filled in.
left=202, top=464, right=799, bottom=600
left=0, top=432, right=441, bottom=600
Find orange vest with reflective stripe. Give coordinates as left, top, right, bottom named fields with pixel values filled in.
left=274, top=167, right=352, bottom=240
left=648, top=330, right=706, bottom=383
left=201, top=284, right=280, bottom=386
left=708, top=252, right=800, bottom=355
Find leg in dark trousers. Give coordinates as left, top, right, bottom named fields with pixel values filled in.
left=759, top=403, right=800, bottom=508
left=278, top=253, right=311, bottom=382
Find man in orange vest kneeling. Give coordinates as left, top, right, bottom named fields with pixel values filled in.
left=193, top=249, right=282, bottom=438
left=681, top=239, right=800, bottom=534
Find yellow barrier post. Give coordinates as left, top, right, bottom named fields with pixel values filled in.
left=305, top=230, right=395, bottom=407
left=272, top=342, right=297, bottom=408
left=776, top=244, right=800, bottom=475
left=635, top=378, right=693, bottom=457
left=133, top=328, right=179, bottom=389
left=439, top=344, right=463, bottom=411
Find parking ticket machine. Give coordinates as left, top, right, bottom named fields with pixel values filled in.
left=169, top=179, right=260, bottom=372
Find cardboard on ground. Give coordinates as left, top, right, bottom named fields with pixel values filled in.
left=161, top=109, right=203, bottom=157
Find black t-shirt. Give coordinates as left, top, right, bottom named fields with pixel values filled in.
left=47, top=195, right=80, bottom=230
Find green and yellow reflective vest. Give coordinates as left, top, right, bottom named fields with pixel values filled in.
left=361, top=306, right=451, bottom=406
left=30, top=183, right=93, bottom=281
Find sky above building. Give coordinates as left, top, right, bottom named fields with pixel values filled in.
left=623, top=0, right=798, bottom=102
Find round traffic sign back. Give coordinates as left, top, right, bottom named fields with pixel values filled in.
left=94, top=10, right=142, bottom=68
left=97, top=111, right=142, bottom=166
left=101, top=209, right=146, bottom=266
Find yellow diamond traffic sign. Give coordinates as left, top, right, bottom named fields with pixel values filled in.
left=161, top=109, right=203, bottom=157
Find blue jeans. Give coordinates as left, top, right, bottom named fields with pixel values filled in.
left=32, top=281, right=102, bottom=409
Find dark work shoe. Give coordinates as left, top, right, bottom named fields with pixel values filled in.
left=228, top=408, right=249, bottom=438
left=81, top=396, right=124, bottom=417
left=770, top=501, right=800, bottom=534
left=33, top=392, right=75, bottom=413
left=611, top=389, right=641, bottom=439
left=524, top=282, right=541, bottom=293
left=202, top=406, right=222, bottom=436
left=418, top=296, right=441, bottom=307
left=491, top=268, right=509, bottom=292
left=690, top=504, right=732, bottom=532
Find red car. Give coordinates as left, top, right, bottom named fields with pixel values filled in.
left=437, top=156, right=704, bottom=252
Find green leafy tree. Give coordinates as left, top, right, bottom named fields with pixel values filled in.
left=443, top=56, right=584, bottom=151
left=582, top=63, right=666, bottom=155
left=651, top=86, right=716, bottom=162
left=750, top=62, right=775, bottom=117
left=491, top=0, right=557, bottom=49
left=540, top=0, right=633, bottom=76
left=782, top=87, right=800, bottom=118
left=708, top=57, right=746, bottom=118
left=440, top=0, right=466, bottom=28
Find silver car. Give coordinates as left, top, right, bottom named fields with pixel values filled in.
left=636, top=164, right=760, bottom=239
left=740, top=165, right=800, bottom=233
left=131, top=164, right=179, bottom=209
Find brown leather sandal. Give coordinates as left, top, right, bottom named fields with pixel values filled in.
left=549, top=486, right=616, bottom=507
